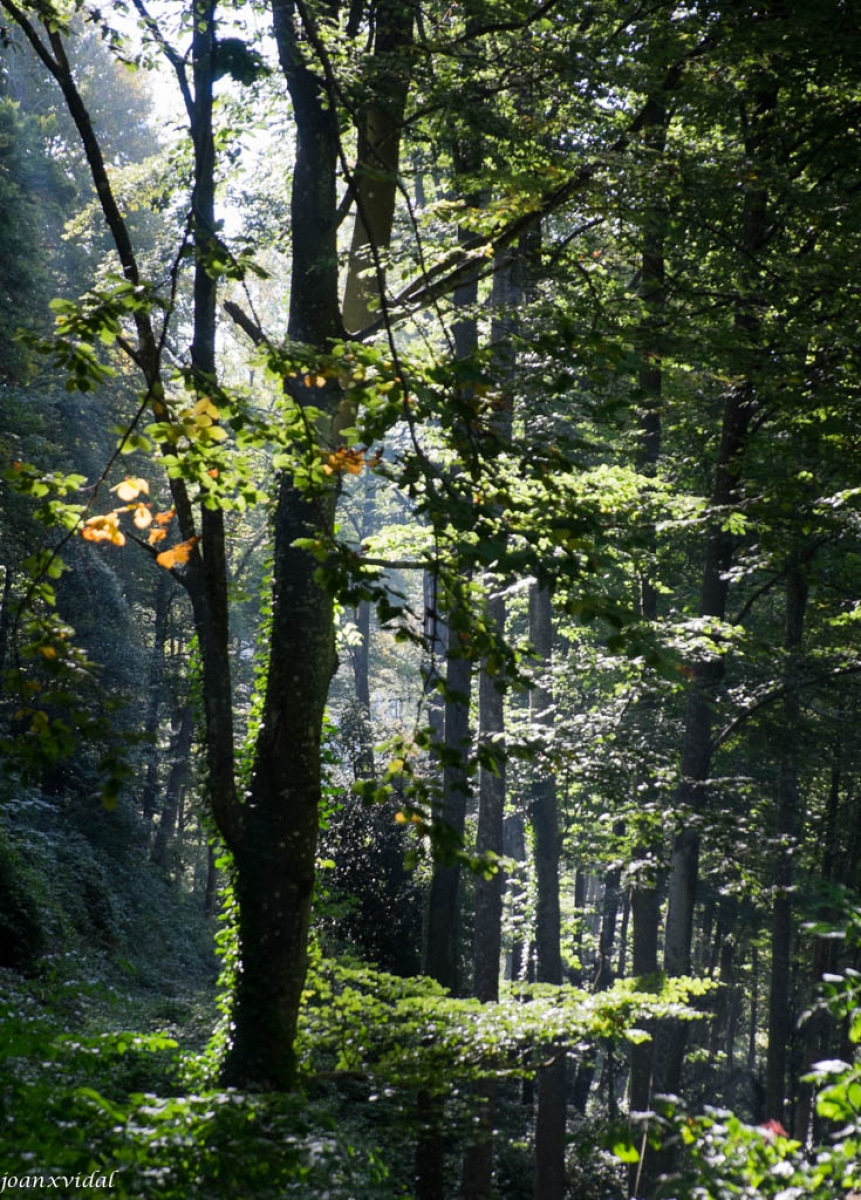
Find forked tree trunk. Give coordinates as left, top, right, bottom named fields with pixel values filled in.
left=223, top=485, right=338, bottom=1087
left=5, top=0, right=416, bottom=1096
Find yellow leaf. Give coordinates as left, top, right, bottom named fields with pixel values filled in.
left=133, top=503, right=152, bottom=529
left=156, top=536, right=200, bottom=569
left=193, top=397, right=220, bottom=421
left=113, top=476, right=150, bottom=502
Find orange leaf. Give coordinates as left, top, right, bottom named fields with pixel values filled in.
left=323, top=447, right=367, bottom=476
left=148, top=528, right=167, bottom=544
left=156, top=536, right=200, bottom=569
left=154, top=508, right=175, bottom=527
left=82, top=513, right=125, bottom=546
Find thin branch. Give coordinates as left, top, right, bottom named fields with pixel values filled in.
left=127, top=0, right=194, bottom=122
left=712, top=661, right=861, bottom=752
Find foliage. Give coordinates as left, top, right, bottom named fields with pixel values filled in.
left=628, top=904, right=861, bottom=1198
left=0, top=965, right=390, bottom=1199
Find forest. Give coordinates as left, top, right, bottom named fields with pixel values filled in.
left=0, top=0, right=860, bottom=1195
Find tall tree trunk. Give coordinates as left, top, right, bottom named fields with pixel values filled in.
left=529, top=582, right=566, bottom=1200
left=461, top=243, right=522, bottom=1199
left=627, top=95, right=666, bottom=1198
left=423, top=156, right=481, bottom=995
left=222, top=0, right=412, bottom=1089
left=460, top=590, right=506, bottom=1199
left=652, top=78, right=775, bottom=1106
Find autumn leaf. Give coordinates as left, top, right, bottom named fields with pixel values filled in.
left=82, top=513, right=125, bottom=545
left=133, top=503, right=152, bottom=529
left=322, top=447, right=367, bottom=476
left=154, top=508, right=175, bottom=526
left=156, top=536, right=200, bottom=569
left=113, top=476, right=150, bottom=502
left=148, top=528, right=167, bottom=545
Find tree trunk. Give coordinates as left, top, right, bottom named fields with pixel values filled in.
left=342, top=0, right=412, bottom=334
left=423, top=167, right=481, bottom=995
left=627, top=96, right=666, bottom=1190
left=529, top=582, right=566, bottom=1200
left=765, top=565, right=807, bottom=1124
left=351, top=471, right=377, bottom=780
left=461, top=589, right=506, bottom=1200
left=140, top=572, right=171, bottom=823
left=204, top=840, right=219, bottom=917
left=223, top=483, right=337, bottom=1089
left=151, top=702, right=195, bottom=870
left=652, top=87, right=774, bottom=1105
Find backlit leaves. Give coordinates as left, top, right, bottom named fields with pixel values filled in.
left=112, top=476, right=149, bottom=502
left=82, top=512, right=125, bottom=546
left=321, top=447, right=382, bottom=476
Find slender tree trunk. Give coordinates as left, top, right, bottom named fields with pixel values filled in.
left=461, top=243, right=522, bottom=1199
left=204, top=841, right=219, bottom=917
left=595, top=835, right=624, bottom=992
left=627, top=96, right=666, bottom=1197
left=423, top=164, right=481, bottom=995
left=617, top=889, right=630, bottom=977
left=351, top=471, right=377, bottom=779
left=765, top=565, right=807, bottom=1123
left=529, top=582, right=566, bottom=1200
left=140, top=572, right=171, bottom=823
left=0, top=565, right=13, bottom=686
left=628, top=882, right=659, bottom=1198
left=461, top=588, right=505, bottom=1200
left=151, top=702, right=195, bottom=870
